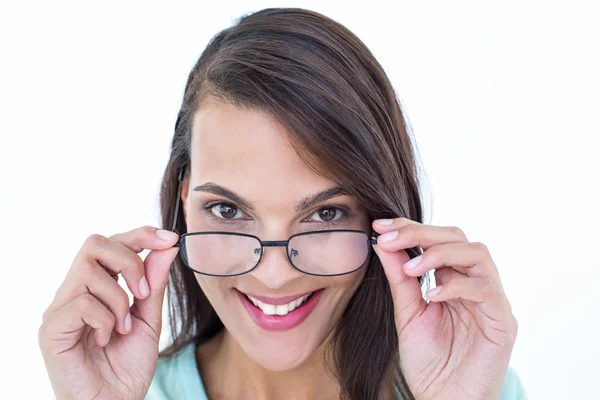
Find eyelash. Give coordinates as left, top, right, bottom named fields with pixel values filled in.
left=201, top=201, right=351, bottom=226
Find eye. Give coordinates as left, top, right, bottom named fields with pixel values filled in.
left=209, top=202, right=246, bottom=220
left=309, top=206, right=345, bottom=223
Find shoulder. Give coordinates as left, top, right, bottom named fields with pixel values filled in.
left=499, top=366, right=527, bottom=400
left=145, top=341, right=209, bottom=400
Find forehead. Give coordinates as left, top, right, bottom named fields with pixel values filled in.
left=189, top=98, right=333, bottom=208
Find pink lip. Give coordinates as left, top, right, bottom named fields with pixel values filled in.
left=240, top=290, right=315, bottom=305
left=238, top=289, right=323, bottom=331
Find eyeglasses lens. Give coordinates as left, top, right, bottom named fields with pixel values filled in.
left=181, top=231, right=370, bottom=276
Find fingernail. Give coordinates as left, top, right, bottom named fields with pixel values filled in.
left=124, top=312, right=132, bottom=333
left=427, top=286, right=442, bottom=297
left=404, top=255, right=422, bottom=270
left=139, top=276, right=149, bottom=297
left=379, top=230, right=398, bottom=243
left=157, top=229, right=177, bottom=241
left=104, top=333, right=111, bottom=347
left=375, top=218, right=394, bottom=225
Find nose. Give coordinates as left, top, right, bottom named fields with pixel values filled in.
left=248, top=242, right=304, bottom=290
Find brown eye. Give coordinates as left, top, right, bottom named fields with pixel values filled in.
left=211, top=203, right=242, bottom=219
left=317, top=206, right=337, bottom=222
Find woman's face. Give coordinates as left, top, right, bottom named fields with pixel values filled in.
left=180, top=97, right=371, bottom=371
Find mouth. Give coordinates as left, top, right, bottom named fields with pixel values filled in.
left=244, top=291, right=317, bottom=315
left=237, top=288, right=324, bottom=331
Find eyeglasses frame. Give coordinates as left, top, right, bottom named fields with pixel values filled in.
left=169, top=167, right=379, bottom=277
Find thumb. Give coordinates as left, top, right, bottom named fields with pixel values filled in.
left=132, top=247, right=179, bottom=337
left=373, top=245, right=426, bottom=334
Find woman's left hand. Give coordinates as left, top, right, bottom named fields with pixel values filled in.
left=372, top=217, right=518, bottom=400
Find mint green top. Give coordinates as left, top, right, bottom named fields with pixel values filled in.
left=146, top=339, right=527, bottom=399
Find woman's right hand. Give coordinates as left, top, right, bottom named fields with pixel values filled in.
left=38, top=226, right=180, bottom=400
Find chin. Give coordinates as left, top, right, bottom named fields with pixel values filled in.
left=240, top=334, right=321, bottom=372
left=231, top=289, right=333, bottom=371
left=217, top=283, right=354, bottom=371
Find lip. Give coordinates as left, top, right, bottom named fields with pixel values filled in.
left=239, top=289, right=316, bottom=305
left=238, top=288, right=324, bottom=331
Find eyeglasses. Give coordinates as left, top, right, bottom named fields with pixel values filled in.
left=169, top=167, right=377, bottom=277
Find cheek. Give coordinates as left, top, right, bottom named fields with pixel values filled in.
left=194, top=275, right=236, bottom=307
left=319, top=268, right=368, bottom=315
left=333, top=268, right=367, bottom=291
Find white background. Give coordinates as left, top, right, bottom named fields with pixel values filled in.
left=1, top=1, right=598, bottom=398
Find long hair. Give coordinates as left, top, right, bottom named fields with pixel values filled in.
left=158, top=8, right=428, bottom=399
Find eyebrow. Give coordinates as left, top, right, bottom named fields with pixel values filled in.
left=193, top=183, right=349, bottom=213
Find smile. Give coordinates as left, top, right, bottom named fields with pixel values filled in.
left=237, top=289, right=324, bottom=331
left=245, top=292, right=315, bottom=315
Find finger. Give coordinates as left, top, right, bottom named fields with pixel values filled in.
left=49, top=235, right=143, bottom=313
left=426, top=276, right=510, bottom=322
left=372, top=216, right=421, bottom=233
left=49, top=227, right=179, bottom=314
left=402, top=242, right=500, bottom=281
left=42, top=293, right=116, bottom=354
left=372, top=245, right=426, bottom=335
left=434, top=266, right=467, bottom=287
left=44, top=260, right=133, bottom=336
left=109, top=225, right=179, bottom=254
left=130, top=247, right=179, bottom=341
left=104, top=226, right=179, bottom=297
left=427, top=277, right=497, bottom=303
left=373, top=218, right=468, bottom=252
left=85, top=261, right=133, bottom=335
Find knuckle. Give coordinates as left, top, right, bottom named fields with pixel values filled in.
left=503, top=315, right=519, bottom=343
left=41, top=307, right=51, bottom=325
left=74, top=258, right=97, bottom=278
left=472, top=241, right=490, bottom=256
left=427, top=244, right=443, bottom=259
left=83, top=258, right=97, bottom=273
left=124, top=251, right=144, bottom=277
left=422, top=247, right=439, bottom=266
left=75, top=293, right=96, bottom=312
left=142, top=225, right=157, bottom=236
left=38, top=322, right=49, bottom=350
left=512, top=316, right=519, bottom=336
left=37, top=319, right=46, bottom=339
left=404, top=223, right=421, bottom=236
left=85, top=233, right=106, bottom=250
left=480, top=277, right=497, bottom=297
left=450, top=226, right=467, bottom=239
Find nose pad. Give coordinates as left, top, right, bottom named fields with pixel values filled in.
left=253, top=247, right=262, bottom=262
left=249, top=245, right=303, bottom=289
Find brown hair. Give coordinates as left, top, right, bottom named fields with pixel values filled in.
left=158, top=7, right=427, bottom=399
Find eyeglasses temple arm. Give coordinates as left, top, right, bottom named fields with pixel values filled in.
left=171, top=167, right=185, bottom=248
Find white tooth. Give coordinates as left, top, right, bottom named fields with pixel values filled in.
left=249, top=293, right=316, bottom=315
left=261, top=303, right=276, bottom=315
left=275, top=305, right=289, bottom=315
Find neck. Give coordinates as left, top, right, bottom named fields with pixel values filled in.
left=196, top=328, right=341, bottom=399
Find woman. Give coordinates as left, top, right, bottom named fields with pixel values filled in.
left=38, top=7, right=526, bottom=399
